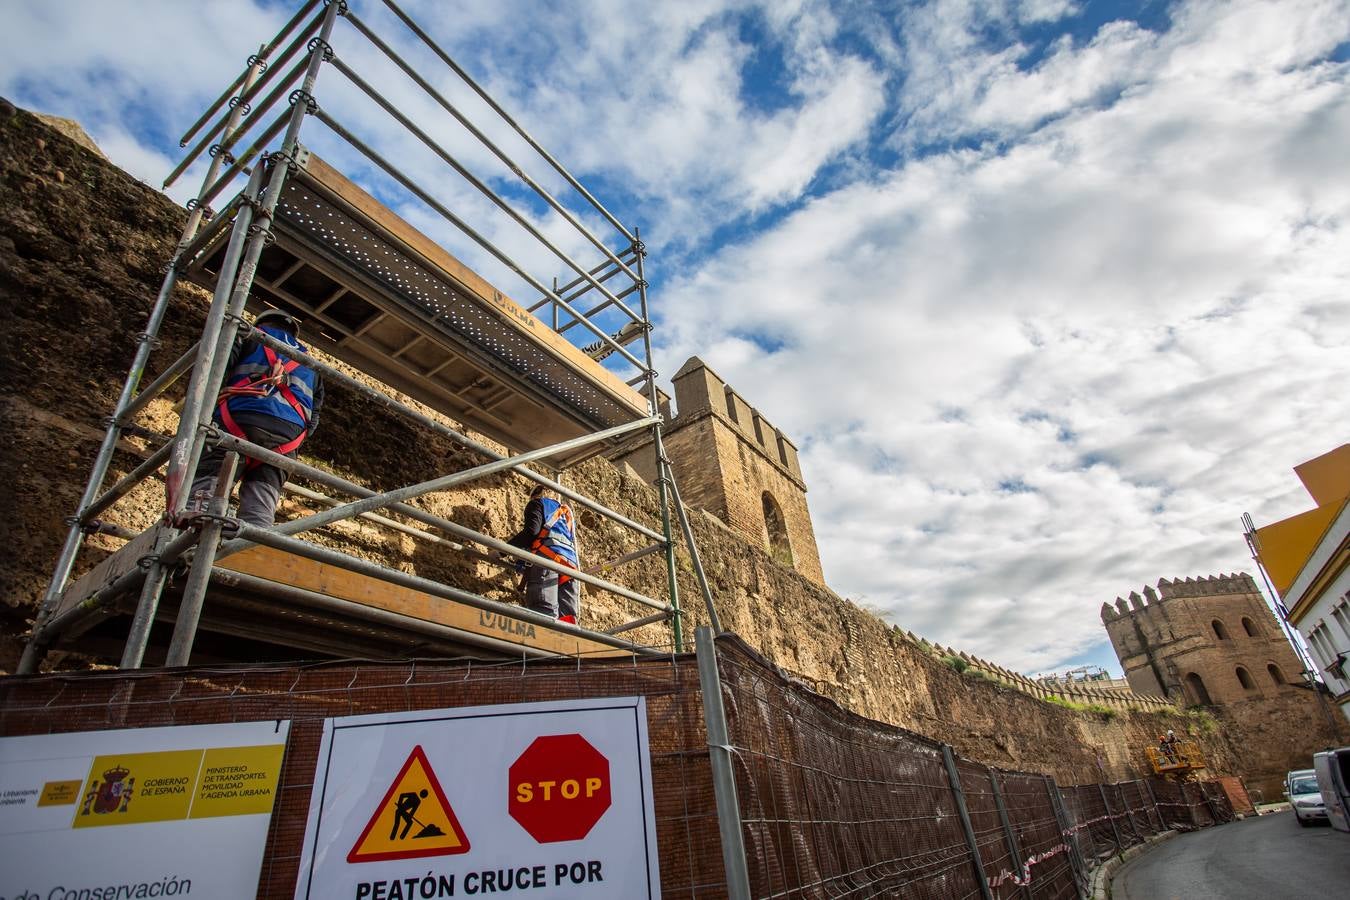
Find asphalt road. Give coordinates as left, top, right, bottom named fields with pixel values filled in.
left=1112, top=809, right=1350, bottom=900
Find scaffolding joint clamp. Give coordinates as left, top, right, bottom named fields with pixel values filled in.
left=288, top=89, right=320, bottom=116
left=246, top=53, right=269, bottom=73
left=246, top=222, right=276, bottom=246
left=307, top=37, right=336, bottom=62
left=630, top=239, right=646, bottom=257
left=208, top=144, right=236, bottom=165
left=322, top=0, right=349, bottom=15
left=227, top=95, right=252, bottom=117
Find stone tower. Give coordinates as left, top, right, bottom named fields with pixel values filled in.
left=1100, top=573, right=1305, bottom=705
left=615, top=357, right=825, bottom=586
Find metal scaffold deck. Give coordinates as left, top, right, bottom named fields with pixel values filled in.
left=19, top=0, right=720, bottom=673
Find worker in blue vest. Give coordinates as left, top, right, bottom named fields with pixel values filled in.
left=506, top=485, right=581, bottom=624
left=188, top=308, right=323, bottom=527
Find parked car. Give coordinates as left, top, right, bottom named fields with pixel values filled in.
left=1285, top=768, right=1327, bottom=826
left=1312, top=747, right=1350, bottom=832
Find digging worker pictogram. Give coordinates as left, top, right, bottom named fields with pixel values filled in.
left=506, top=485, right=581, bottom=624
left=189, top=308, right=323, bottom=527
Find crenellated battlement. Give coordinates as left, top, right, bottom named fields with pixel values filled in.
left=1100, top=573, right=1259, bottom=621
left=899, top=630, right=1175, bottom=711
left=1156, top=572, right=1259, bottom=599
left=669, top=356, right=804, bottom=484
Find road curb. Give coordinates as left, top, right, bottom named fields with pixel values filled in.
left=1091, top=830, right=1178, bottom=900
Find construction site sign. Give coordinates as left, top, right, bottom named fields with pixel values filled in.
left=295, top=696, right=660, bottom=899
left=347, top=744, right=471, bottom=862
left=0, top=720, right=289, bottom=898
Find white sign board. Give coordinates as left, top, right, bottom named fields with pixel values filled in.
left=295, top=696, right=660, bottom=899
left=0, top=719, right=290, bottom=899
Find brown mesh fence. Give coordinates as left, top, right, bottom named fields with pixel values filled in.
left=0, top=632, right=1240, bottom=899
left=0, top=652, right=727, bottom=899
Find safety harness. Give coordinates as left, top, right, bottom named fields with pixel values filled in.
left=216, top=343, right=310, bottom=469
left=530, top=499, right=578, bottom=585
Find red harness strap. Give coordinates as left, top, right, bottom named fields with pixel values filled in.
left=216, top=345, right=309, bottom=469
left=530, top=505, right=577, bottom=584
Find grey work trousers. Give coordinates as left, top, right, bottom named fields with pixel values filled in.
left=190, top=420, right=298, bottom=528
left=524, top=565, right=580, bottom=620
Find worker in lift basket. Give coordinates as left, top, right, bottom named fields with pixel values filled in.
left=188, top=308, right=324, bottom=527
left=505, top=485, right=581, bottom=624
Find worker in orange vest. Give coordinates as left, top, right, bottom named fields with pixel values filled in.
left=506, top=485, right=580, bottom=624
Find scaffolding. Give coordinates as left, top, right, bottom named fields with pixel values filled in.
left=19, top=0, right=719, bottom=673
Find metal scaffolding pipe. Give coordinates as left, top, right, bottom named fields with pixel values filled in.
left=266, top=415, right=658, bottom=542
left=557, top=282, right=640, bottom=336
left=115, top=342, right=198, bottom=425
left=204, top=430, right=668, bottom=613
left=585, top=542, right=667, bottom=576
left=165, top=453, right=239, bottom=666
left=177, top=0, right=321, bottom=147
left=329, top=58, right=644, bottom=331
left=160, top=165, right=263, bottom=516
left=528, top=251, right=635, bottom=314
left=372, top=2, right=637, bottom=246
left=312, top=110, right=648, bottom=373
left=83, top=440, right=172, bottom=524
left=340, top=14, right=643, bottom=288
left=177, top=0, right=343, bottom=513
left=195, top=105, right=291, bottom=211
left=663, top=453, right=722, bottom=633
left=605, top=610, right=672, bottom=635
left=245, top=324, right=665, bottom=542
left=166, top=50, right=310, bottom=190
left=230, top=522, right=655, bottom=654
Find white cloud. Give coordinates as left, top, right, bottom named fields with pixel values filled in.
left=4, top=0, right=1349, bottom=676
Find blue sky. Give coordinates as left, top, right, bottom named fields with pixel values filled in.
left=4, top=0, right=1349, bottom=677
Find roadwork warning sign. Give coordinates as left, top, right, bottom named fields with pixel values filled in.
left=348, top=744, right=470, bottom=862
left=295, top=697, right=660, bottom=899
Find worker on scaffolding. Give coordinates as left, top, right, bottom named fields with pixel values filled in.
left=506, top=485, right=581, bottom=624
left=188, top=309, right=323, bottom=527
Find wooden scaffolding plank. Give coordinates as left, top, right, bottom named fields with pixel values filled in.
left=215, top=546, right=629, bottom=658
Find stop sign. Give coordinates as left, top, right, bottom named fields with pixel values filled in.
left=508, top=733, right=611, bottom=843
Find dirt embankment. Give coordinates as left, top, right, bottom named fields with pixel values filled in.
left=2, top=103, right=1335, bottom=792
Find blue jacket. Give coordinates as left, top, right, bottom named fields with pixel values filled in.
left=219, top=325, right=321, bottom=431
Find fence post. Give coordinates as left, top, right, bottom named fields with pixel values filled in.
left=988, top=771, right=1032, bottom=900
left=1098, top=783, right=1125, bottom=856
left=941, top=745, right=995, bottom=900
left=1116, top=783, right=1142, bottom=844
left=695, top=626, right=752, bottom=900
left=1142, top=777, right=1165, bottom=832
left=1044, top=777, right=1089, bottom=900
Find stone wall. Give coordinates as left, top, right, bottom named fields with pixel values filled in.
left=4, top=105, right=1347, bottom=794
left=617, top=356, right=825, bottom=586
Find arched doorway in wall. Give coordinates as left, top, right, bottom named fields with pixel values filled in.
left=1184, top=672, right=1213, bottom=705
left=1236, top=666, right=1256, bottom=691
left=1212, top=619, right=1230, bottom=640
left=762, top=491, right=794, bottom=568
left=1267, top=663, right=1286, bottom=685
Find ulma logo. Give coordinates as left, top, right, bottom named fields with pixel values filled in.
left=80, top=764, right=135, bottom=816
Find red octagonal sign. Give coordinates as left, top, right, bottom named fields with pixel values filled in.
left=508, top=733, right=612, bottom=843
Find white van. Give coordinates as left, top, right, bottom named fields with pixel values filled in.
left=1312, top=748, right=1350, bottom=833
left=1285, top=768, right=1327, bottom=826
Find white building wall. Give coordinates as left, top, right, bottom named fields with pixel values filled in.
left=1287, top=503, right=1350, bottom=724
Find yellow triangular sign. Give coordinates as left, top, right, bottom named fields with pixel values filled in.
left=347, top=745, right=470, bottom=863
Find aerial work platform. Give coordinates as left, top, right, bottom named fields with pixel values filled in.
left=180, top=152, right=649, bottom=469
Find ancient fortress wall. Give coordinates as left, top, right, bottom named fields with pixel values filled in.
left=2, top=106, right=1346, bottom=797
